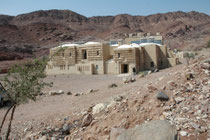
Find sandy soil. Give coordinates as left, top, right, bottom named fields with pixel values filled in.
left=0, top=63, right=184, bottom=132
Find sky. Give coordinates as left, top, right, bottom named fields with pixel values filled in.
left=0, top=0, right=210, bottom=17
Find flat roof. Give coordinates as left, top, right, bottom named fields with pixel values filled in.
left=51, top=41, right=103, bottom=49
left=115, top=43, right=162, bottom=50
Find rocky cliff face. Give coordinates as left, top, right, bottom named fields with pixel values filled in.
left=0, top=10, right=210, bottom=62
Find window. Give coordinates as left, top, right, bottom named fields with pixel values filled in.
left=96, top=65, right=98, bottom=70
left=160, top=61, right=163, bottom=66
left=48, top=65, right=53, bottom=69
left=69, top=52, right=72, bottom=57
left=131, top=40, right=140, bottom=44
left=154, top=40, right=162, bottom=45
left=110, top=41, right=118, bottom=45
left=148, top=38, right=155, bottom=43
left=141, top=39, right=147, bottom=43
left=82, top=50, right=87, bottom=59
left=118, top=53, right=120, bottom=58
left=62, top=53, right=65, bottom=57
left=97, top=51, right=99, bottom=56
left=150, top=62, right=154, bottom=67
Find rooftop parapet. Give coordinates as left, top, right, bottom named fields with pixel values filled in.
left=51, top=41, right=104, bottom=50
left=114, top=43, right=163, bottom=50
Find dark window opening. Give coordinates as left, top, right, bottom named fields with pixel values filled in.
left=62, top=53, right=65, bottom=57
left=96, top=65, right=98, bottom=70
left=82, top=50, right=87, bottom=59
left=150, top=62, right=154, bottom=67
left=97, top=51, right=99, bottom=56
left=121, top=64, right=128, bottom=73
left=69, top=53, right=72, bottom=57
left=118, top=53, right=120, bottom=58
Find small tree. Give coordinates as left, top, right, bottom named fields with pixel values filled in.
left=0, top=58, right=51, bottom=139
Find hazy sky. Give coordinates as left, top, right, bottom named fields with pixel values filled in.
left=0, top=0, right=210, bottom=17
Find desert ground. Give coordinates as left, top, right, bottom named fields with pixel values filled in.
left=0, top=64, right=181, bottom=125
left=0, top=63, right=182, bottom=130
left=0, top=52, right=209, bottom=139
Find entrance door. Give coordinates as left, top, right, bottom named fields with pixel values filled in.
left=121, top=64, right=129, bottom=73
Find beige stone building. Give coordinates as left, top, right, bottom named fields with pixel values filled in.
left=47, top=42, right=110, bottom=75
left=46, top=40, right=178, bottom=75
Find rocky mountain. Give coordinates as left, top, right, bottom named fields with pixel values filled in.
left=0, top=10, right=210, bottom=62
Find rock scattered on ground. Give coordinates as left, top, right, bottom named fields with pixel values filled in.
left=1, top=57, right=209, bottom=140
left=156, top=91, right=169, bottom=101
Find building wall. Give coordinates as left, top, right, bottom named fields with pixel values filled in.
left=50, top=48, right=66, bottom=66
left=135, top=48, right=141, bottom=72
left=65, top=47, right=77, bottom=66
left=91, top=61, right=104, bottom=74
left=158, top=45, right=169, bottom=69
left=113, top=48, right=137, bottom=74
left=124, top=35, right=163, bottom=45
left=167, top=58, right=179, bottom=67
left=113, top=49, right=136, bottom=64
left=124, top=37, right=142, bottom=44
left=103, top=44, right=112, bottom=61
left=47, top=40, right=178, bottom=75
left=76, top=46, right=87, bottom=63
left=104, top=60, right=118, bottom=74
left=109, top=46, right=118, bottom=56
left=46, top=44, right=109, bottom=75
left=142, top=45, right=159, bottom=70
left=46, top=61, right=93, bottom=75
left=87, top=45, right=104, bottom=61
left=139, top=47, right=145, bottom=71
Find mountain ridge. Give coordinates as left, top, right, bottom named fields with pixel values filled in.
left=0, top=9, right=210, bottom=63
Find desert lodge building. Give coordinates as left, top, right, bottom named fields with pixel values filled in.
left=46, top=33, right=178, bottom=75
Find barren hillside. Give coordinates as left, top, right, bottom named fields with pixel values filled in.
left=0, top=10, right=210, bottom=63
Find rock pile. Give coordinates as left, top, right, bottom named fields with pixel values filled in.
left=48, top=89, right=97, bottom=97
left=161, top=59, right=210, bottom=138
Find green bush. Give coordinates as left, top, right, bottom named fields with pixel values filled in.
left=0, top=59, right=52, bottom=139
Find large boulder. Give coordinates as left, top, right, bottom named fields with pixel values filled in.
left=113, top=120, right=178, bottom=140
left=110, top=127, right=126, bottom=140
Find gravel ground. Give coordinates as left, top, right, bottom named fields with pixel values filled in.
left=0, top=63, right=184, bottom=135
